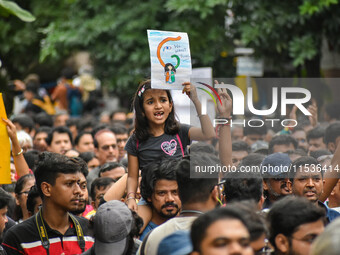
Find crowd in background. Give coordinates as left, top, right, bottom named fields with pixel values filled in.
left=0, top=69, right=340, bottom=255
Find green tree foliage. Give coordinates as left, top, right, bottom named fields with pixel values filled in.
left=226, top=0, right=340, bottom=76
left=1, top=0, right=233, bottom=97
left=1, top=0, right=340, bottom=99
left=39, top=0, right=232, bottom=95
left=0, top=0, right=35, bottom=22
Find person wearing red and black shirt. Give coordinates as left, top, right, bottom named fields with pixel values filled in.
left=2, top=152, right=94, bottom=255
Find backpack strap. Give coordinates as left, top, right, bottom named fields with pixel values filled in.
left=140, top=230, right=152, bottom=255
left=136, top=139, right=139, bottom=150
left=176, top=134, right=184, bottom=157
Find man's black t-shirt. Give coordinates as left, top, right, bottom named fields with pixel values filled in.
left=2, top=214, right=94, bottom=255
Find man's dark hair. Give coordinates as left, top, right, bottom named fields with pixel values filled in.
left=176, top=152, right=219, bottom=205
left=61, top=67, right=75, bottom=79
left=307, top=126, right=326, bottom=142
left=309, top=149, right=331, bottom=160
left=34, top=126, right=52, bottom=139
left=191, top=206, right=249, bottom=252
left=223, top=172, right=263, bottom=203
left=232, top=201, right=268, bottom=241
left=98, top=162, right=127, bottom=177
left=243, top=123, right=267, bottom=136
left=66, top=118, right=78, bottom=128
left=325, top=102, right=340, bottom=121
left=34, top=112, right=53, bottom=127
left=74, top=131, right=92, bottom=146
left=324, top=122, right=340, bottom=145
left=0, top=188, right=13, bottom=210
left=110, top=123, right=128, bottom=135
left=90, top=177, right=115, bottom=201
left=267, top=196, right=325, bottom=250
left=26, top=185, right=41, bottom=215
left=140, top=158, right=177, bottom=204
left=45, top=126, right=73, bottom=146
left=268, top=135, right=298, bottom=154
left=11, top=114, right=34, bottom=133
left=189, top=142, right=218, bottom=156
left=23, top=150, right=40, bottom=170
left=286, top=148, right=308, bottom=158
left=76, top=118, right=95, bottom=133
left=239, top=153, right=265, bottom=168
left=289, top=156, right=321, bottom=182
left=232, top=141, right=250, bottom=152
left=34, top=152, right=86, bottom=198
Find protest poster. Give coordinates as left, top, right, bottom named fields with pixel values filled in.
left=147, top=30, right=192, bottom=89
left=0, top=93, right=11, bottom=184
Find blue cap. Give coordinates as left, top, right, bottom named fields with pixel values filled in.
left=157, top=230, right=193, bottom=255
left=261, top=153, right=291, bottom=176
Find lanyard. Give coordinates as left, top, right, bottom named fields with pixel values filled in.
left=35, top=208, right=85, bottom=254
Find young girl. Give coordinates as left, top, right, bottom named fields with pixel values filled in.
left=125, top=79, right=216, bottom=212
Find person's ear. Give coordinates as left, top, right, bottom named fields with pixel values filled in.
left=15, top=194, right=20, bottom=206
left=263, top=180, right=268, bottom=191
left=169, top=101, right=173, bottom=112
left=258, top=195, right=265, bottom=210
left=211, top=186, right=219, bottom=203
left=275, top=234, right=290, bottom=253
left=94, top=147, right=100, bottom=158
left=41, top=182, right=52, bottom=198
left=328, top=142, right=335, bottom=153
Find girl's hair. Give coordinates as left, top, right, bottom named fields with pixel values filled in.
left=14, top=174, right=35, bottom=221
left=132, top=80, right=179, bottom=142
left=165, top=63, right=176, bottom=73
left=14, top=174, right=35, bottom=195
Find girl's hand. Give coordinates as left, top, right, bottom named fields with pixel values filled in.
left=182, top=82, right=199, bottom=103
left=126, top=197, right=138, bottom=212
left=2, top=118, right=17, bottom=141
left=214, top=80, right=232, bottom=117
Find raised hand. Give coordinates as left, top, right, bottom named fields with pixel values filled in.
left=182, top=82, right=199, bottom=103
left=2, top=118, right=17, bottom=141
left=215, top=80, right=232, bottom=118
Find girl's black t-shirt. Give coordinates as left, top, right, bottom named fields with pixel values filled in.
left=125, top=124, right=191, bottom=171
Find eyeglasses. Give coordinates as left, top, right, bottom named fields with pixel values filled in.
left=101, top=144, right=117, bottom=151
left=290, top=235, right=318, bottom=244
left=18, top=190, right=30, bottom=195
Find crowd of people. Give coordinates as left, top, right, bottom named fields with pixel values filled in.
left=1, top=71, right=340, bottom=255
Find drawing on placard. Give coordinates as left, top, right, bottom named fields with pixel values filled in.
left=148, top=30, right=192, bottom=89
left=156, top=36, right=181, bottom=84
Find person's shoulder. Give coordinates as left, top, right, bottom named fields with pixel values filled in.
left=2, top=216, right=36, bottom=247
left=5, top=215, right=35, bottom=234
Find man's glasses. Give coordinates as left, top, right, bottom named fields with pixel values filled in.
left=18, top=190, right=30, bottom=196
left=290, top=234, right=318, bottom=244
